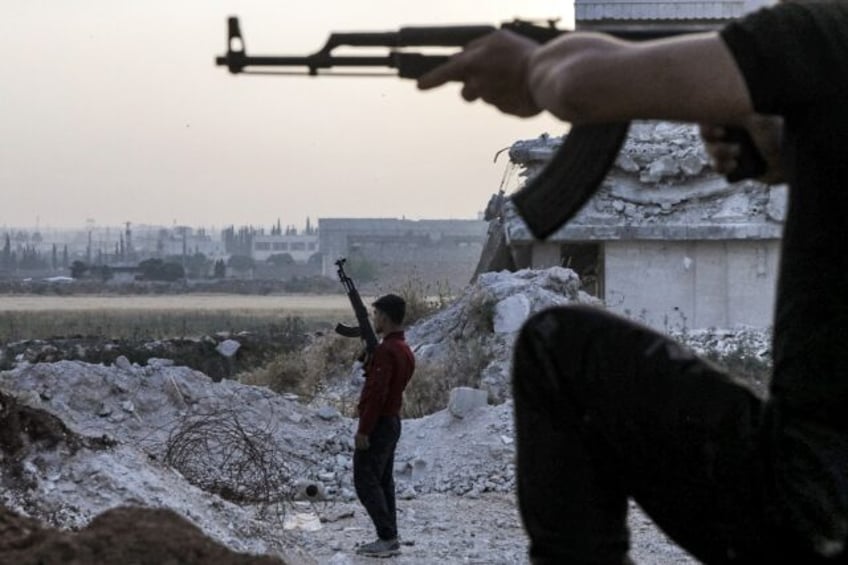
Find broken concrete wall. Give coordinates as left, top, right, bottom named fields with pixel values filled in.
left=605, top=239, right=780, bottom=331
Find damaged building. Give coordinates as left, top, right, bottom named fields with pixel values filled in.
left=489, top=122, right=785, bottom=332
left=476, top=0, right=780, bottom=332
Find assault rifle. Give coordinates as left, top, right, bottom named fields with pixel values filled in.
left=334, top=258, right=379, bottom=358
left=216, top=18, right=766, bottom=239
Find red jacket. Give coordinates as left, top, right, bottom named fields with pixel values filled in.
left=357, top=331, right=415, bottom=435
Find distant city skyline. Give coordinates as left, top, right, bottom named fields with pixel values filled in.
left=0, top=213, right=459, bottom=235
left=3, top=0, right=570, bottom=229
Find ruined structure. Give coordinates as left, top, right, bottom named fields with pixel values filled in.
left=474, top=0, right=780, bottom=331
left=497, top=122, right=785, bottom=331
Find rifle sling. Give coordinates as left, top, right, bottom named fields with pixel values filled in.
left=511, top=122, right=630, bottom=240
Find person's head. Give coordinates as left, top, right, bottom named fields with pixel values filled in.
left=372, top=293, right=406, bottom=334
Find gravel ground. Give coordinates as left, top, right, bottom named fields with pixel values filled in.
left=284, top=493, right=698, bottom=564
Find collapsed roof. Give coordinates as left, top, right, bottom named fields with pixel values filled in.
left=504, top=121, right=786, bottom=243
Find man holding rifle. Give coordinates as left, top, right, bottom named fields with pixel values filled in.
left=419, top=2, right=848, bottom=564
left=353, top=294, right=414, bottom=558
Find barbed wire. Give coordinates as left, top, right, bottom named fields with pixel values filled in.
left=163, top=407, right=316, bottom=521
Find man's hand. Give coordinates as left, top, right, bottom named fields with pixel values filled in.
left=417, top=30, right=542, bottom=117
left=700, top=115, right=784, bottom=184
left=355, top=433, right=370, bottom=451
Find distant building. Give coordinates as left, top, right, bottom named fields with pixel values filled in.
left=251, top=233, right=319, bottom=263
left=157, top=226, right=226, bottom=260
left=318, top=218, right=487, bottom=290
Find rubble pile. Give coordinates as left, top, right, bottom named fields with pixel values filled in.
left=615, top=122, right=710, bottom=183
left=676, top=326, right=771, bottom=361
left=507, top=122, right=783, bottom=229
left=0, top=505, right=285, bottom=565
left=407, top=266, right=598, bottom=401
left=0, top=267, right=769, bottom=563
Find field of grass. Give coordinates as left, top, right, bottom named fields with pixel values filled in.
left=0, top=294, right=360, bottom=341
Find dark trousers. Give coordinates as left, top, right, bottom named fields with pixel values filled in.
left=354, top=416, right=401, bottom=541
left=513, top=304, right=846, bottom=565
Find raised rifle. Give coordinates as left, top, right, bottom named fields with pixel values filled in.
left=216, top=18, right=766, bottom=240
left=334, top=258, right=379, bottom=358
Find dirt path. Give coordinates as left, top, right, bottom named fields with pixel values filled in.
left=285, top=494, right=697, bottom=564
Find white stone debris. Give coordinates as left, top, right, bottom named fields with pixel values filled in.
left=506, top=122, right=786, bottom=240
left=447, top=387, right=488, bottom=419
left=0, top=267, right=769, bottom=563
left=216, top=339, right=241, bottom=358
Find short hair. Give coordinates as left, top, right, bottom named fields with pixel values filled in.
left=373, top=293, right=406, bottom=325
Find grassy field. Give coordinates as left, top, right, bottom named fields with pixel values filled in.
left=0, top=294, right=361, bottom=341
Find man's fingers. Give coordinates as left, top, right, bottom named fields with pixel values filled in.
left=704, top=141, right=740, bottom=159
left=699, top=123, right=726, bottom=143
left=417, top=51, right=469, bottom=90
left=461, top=80, right=480, bottom=102
left=713, top=157, right=739, bottom=174
left=704, top=140, right=740, bottom=174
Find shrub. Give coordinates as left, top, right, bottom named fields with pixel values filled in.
left=241, top=333, right=362, bottom=401
left=402, top=337, right=489, bottom=418
left=396, top=276, right=452, bottom=326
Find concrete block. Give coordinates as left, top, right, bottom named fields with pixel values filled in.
left=215, top=339, right=241, bottom=358
left=114, top=355, right=133, bottom=371
left=493, top=294, right=531, bottom=334
left=317, top=405, right=341, bottom=421
left=448, top=387, right=488, bottom=418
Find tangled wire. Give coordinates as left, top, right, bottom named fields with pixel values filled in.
left=163, top=408, right=311, bottom=517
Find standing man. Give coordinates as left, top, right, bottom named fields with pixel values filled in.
left=354, top=293, right=415, bottom=558
left=419, top=2, right=848, bottom=564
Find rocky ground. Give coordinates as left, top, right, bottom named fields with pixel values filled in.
left=0, top=363, right=696, bottom=564
left=0, top=267, right=770, bottom=563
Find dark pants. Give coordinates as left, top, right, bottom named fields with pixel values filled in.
left=513, top=304, right=846, bottom=565
left=354, top=416, right=401, bottom=541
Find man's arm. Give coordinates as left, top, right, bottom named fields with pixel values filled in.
left=419, top=30, right=754, bottom=126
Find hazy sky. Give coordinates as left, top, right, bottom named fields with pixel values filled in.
left=2, top=1, right=573, bottom=231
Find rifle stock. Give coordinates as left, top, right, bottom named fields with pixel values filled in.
left=217, top=17, right=768, bottom=240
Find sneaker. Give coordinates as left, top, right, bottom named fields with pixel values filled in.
left=356, top=537, right=401, bottom=557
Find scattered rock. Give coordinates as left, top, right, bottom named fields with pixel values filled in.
left=114, top=355, right=133, bottom=372
left=216, top=339, right=241, bottom=359
left=448, top=387, right=488, bottom=419
left=642, top=155, right=680, bottom=183
left=493, top=293, right=531, bottom=334
left=316, top=406, right=341, bottom=421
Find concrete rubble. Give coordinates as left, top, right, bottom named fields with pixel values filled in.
left=504, top=122, right=786, bottom=241
left=447, top=387, right=488, bottom=419
left=0, top=267, right=770, bottom=563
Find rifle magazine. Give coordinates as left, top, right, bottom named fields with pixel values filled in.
left=511, top=122, right=630, bottom=240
